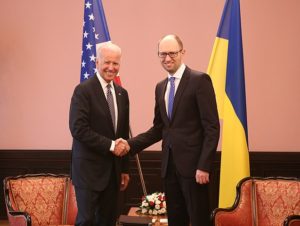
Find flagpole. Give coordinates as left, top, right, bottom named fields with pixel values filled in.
left=129, top=127, right=148, bottom=196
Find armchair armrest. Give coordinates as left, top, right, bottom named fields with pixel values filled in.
left=284, top=215, right=300, bottom=226
left=6, top=210, right=31, bottom=226
left=211, top=178, right=256, bottom=226
left=212, top=177, right=300, bottom=226
left=4, top=181, right=32, bottom=226
left=212, top=207, right=253, bottom=226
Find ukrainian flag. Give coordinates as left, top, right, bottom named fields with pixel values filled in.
left=207, top=0, right=250, bottom=208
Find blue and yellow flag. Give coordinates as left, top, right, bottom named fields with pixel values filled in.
left=207, top=0, right=250, bottom=208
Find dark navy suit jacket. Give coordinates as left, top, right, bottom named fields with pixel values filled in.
left=69, top=75, right=130, bottom=191
left=128, top=66, right=220, bottom=178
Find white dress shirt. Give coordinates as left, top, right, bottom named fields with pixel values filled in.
left=96, top=72, right=118, bottom=151
left=164, top=64, right=186, bottom=115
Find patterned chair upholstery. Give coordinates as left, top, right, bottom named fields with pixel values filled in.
left=4, top=173, right=77, bottom=226
left=212, top=177, right=300, bottom=226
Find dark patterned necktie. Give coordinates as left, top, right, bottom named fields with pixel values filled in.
left=168, top=77, right=175, bottom=119
left=106, top=84, right=115, bottom=130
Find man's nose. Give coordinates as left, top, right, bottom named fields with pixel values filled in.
left=108, top=64, right=114, bottom=70
left=164, top=54, right=172, bottom=61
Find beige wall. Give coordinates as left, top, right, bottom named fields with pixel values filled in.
left=0, top=0, right=300, bottom=151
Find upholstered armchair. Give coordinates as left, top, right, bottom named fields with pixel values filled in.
left=212, top=177, right=300, bottom=226
left=4, top=173, right=77, bottom=226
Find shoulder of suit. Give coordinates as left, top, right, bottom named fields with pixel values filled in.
left=79, top=75, right=98, bottom=86
left=114, top=83, right=127, bottom=92
left=114, top=83, right=129, bottom=98
left=185, top=69, right=212, bottom=88
left=157, top=77, right=168, bottom=87
left=189, top=69, right=210, bottom=80
left=74, top=76, right=99, bottom=95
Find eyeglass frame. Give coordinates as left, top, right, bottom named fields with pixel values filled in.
left=158, top=49, right=183, bottom=58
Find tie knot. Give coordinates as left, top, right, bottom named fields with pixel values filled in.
left=169, top=77, right=175, bottom=82
left=107, top=84, right=112, bottom=89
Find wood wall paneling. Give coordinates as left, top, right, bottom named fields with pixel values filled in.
left=0, top=150, right=299, bottom=220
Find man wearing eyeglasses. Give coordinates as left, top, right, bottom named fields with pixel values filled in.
left=125, top=34, right=220, bottom=226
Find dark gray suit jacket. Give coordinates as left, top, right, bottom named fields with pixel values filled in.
left=69, top=75, right=129, bottom=191
left=128, top=66, right=220, bottom=178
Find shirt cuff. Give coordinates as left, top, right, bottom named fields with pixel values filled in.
left=110, top=140, right=115, bottom=151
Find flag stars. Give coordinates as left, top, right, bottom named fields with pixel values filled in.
left=80, top=0, right=110, bottom=81
left=83, top=72, right=90, bottom=79
left=83, top=31, right=89, bottom=38
left=86, top=42, right=93, bottom=50
left=85, top=1, right=92, bottom=9
left=88, top=13, right=95, bottom=21
left=90, top=54, right=96, bottom=62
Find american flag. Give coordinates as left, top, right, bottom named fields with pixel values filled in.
left=80, top=1, right=145, bottom=195
left=80, top=0, right=111, bottom=82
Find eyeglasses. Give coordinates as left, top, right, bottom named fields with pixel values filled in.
left=158, top=49, right=182, bottom=58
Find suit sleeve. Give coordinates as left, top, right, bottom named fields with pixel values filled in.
left=69, top=84, right=112, bottom=152
left=196, top=74, right=220, bottom=172
left=128, top=84, right=163, bottom=154
left=121, top=89, right=130, bottom=173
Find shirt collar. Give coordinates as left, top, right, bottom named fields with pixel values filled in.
left=168, top=64, right=186, bottom=80
left=96, top=71, right=115, bottom=91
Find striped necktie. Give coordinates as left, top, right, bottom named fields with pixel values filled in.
left=106, top=84, right=116, bottom=130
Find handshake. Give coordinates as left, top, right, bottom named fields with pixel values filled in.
left=112, top=138, right=130, bottom=157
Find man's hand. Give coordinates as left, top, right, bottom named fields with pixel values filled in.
left=195, top=170, right=210, bottom=184
left=112, top=138, right=130, bottom=156
left=120, top=173, right=130, bottom=191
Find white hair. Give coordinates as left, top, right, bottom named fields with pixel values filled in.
left=96, top=41, right=122, bottom=59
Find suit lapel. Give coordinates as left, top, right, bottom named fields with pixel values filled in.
left=92, top=76, right=116, bottom=135
left=159, top=79, right=169, bottom=123
left=171, top=67, right=190, bottom=121
left=114, top=83, right=123, bottom=136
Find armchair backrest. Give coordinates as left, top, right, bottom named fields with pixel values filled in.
left=4, top=173, right=77, bottom=226
left=212, top=177, right=300, bottom=226
left=255, top=178, right=299, bottom=225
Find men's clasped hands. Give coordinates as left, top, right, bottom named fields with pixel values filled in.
left=112, top=138, right=130, bottom=157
